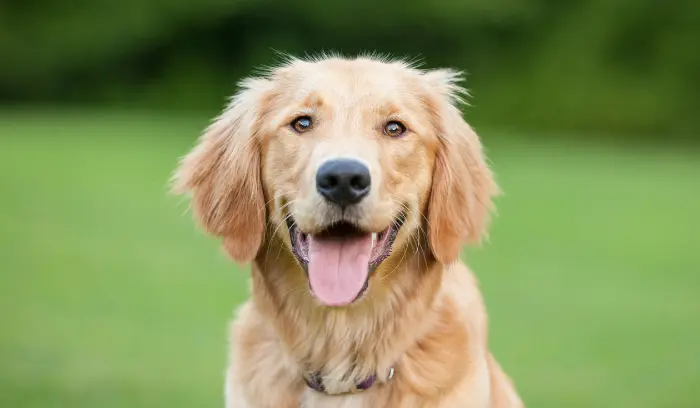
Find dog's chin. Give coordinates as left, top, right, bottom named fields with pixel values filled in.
left=286, top=213, right=405, bottom=307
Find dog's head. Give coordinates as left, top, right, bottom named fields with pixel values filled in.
left=173, top=56, right=498, bottom=307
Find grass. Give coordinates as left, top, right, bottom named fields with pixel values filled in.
left=0, top=110, right=698, bottom=407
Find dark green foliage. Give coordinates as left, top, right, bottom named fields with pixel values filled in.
left=1, top=0, right=698, bottom=136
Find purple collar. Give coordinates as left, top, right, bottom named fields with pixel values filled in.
left=305, top=367, right=395, bottom=394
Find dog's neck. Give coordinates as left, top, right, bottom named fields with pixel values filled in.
left=250, top=236, right=444, bottom=394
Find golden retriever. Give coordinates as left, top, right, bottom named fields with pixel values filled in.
left=172, top=54, right=523, bottom=408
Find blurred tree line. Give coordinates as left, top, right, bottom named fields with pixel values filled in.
left=1, top=0, right=698, bottom=137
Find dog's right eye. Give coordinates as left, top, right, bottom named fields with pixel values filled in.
left=290, top=116, right=313, bottom=133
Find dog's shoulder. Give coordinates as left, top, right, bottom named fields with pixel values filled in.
left=439, top=261, right=489, bottom=348
left=441, top=261, right=486, bottom=313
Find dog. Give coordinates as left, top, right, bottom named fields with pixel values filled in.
left=172, top=54, right=524, bottom=408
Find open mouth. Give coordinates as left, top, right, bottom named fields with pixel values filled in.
left=287, top=214, right=405, bottom=307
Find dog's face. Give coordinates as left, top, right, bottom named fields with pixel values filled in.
left=173, top=56, right=497, bottom=307
left=263, top=59, right=440, bottom=306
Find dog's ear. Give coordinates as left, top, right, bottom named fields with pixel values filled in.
left=172, top=78, right=270, bottom=263
left=425, top=70, right=499, bottom=264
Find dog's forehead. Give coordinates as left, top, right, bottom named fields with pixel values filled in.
left=273, top=59, right=423, bottom=106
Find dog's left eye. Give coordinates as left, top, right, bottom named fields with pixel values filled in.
left=290, top=116, right=313, bottom=133
left=384, top=121, right=406, bottom=137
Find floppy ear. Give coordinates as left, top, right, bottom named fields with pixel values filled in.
left=425, top=70, right=499, bottom=264
left=171, top=79, right=270, bottom=263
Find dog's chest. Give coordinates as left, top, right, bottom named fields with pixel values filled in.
left=300, top=390, right=384, bottom=408
left=299, top=389, right=433, bottom=408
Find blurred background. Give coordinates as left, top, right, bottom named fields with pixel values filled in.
left=1, top=1, right=698, bottom=407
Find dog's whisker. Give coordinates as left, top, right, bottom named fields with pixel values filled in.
left=270, top=215, right=294, bottom=255
left=390, top=199, right=426, bottom=256
left=390, top=198, right=431, bottom=270
left=380, top=233, right=410, bottom=283
left=401, top=204, right=430, bottom=270
left=263, top=205, right=298, bottom=268
left=264, top=199, right=298, bottom=244
left=264, top=196, right=298, bottom=230
left=279, top=282, right=307, bottom=304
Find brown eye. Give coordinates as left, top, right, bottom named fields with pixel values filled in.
left=291, top=116, right=313, bottom=133
left=384, top=121, right=406, bottom=137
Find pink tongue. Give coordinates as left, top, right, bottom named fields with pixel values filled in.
left=308, top=233, right=373, bottom=306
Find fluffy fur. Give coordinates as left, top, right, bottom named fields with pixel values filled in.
left=172, top=54, right=523, bottom=408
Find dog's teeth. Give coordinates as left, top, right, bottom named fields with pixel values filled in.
left=371, top=233, right=377, bottom=248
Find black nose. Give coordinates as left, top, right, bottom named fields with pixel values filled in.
left=316, top=159, right=371, bottom=207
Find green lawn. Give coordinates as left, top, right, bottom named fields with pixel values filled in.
left=1, top=111, right=698, bottom=407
